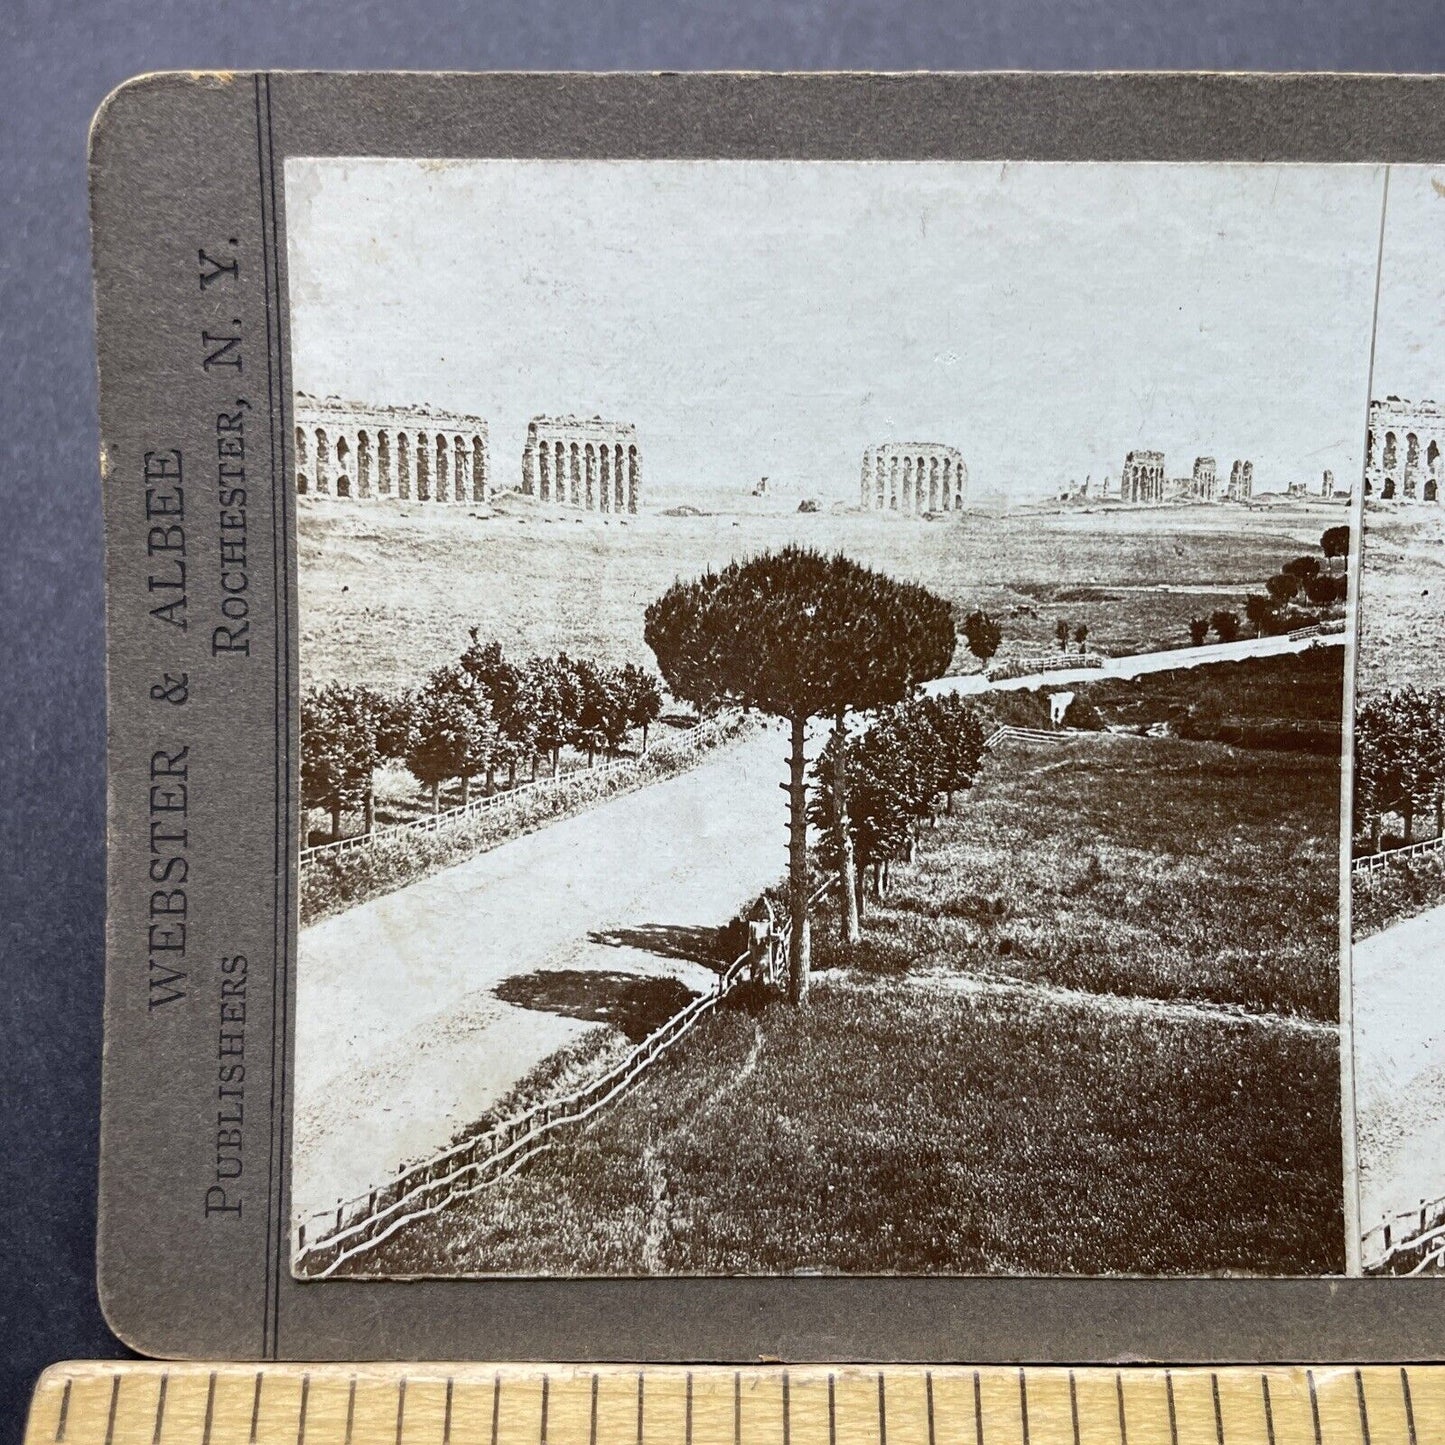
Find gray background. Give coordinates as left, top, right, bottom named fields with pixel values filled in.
left=5, top=0, right=1445, bottom=1440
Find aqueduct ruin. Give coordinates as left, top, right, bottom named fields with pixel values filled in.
left=293, top=395, right=490, bottom=503
left=860, top=443, right=967, bottom=513
left=1366, top=397, right=1445, bottom=501
left=1119, top=450, right=1166, bottom=503
left=522, top=416, right=640, bottom=513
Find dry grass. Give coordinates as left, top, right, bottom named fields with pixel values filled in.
left=1356, top=507, right=1445, bottom=694
left=299, top=495, right=1340, bottom=690
left=346, top=727, right=1343, bottom=1278
left=1353, top=852, right=1445, bottom=940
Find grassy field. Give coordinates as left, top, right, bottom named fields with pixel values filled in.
left=1356, top=506, right=1445, bottom=694
left=1353, top=852, right=1445, bottom=940
left=299, top=493, right=1341, bottom=690
left=355, top=731, right=1343, bottom=1277
left=1069, top=645, right=1345, bottom=753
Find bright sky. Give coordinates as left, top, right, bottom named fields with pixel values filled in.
left=1373, top=166, right=1445, bottom=400
left=285, top=159, right=1411, bottom=501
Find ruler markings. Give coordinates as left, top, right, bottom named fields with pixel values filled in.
left=54, top=1380, right=71, bottom=1444
left=104, top=1379, right=121, bottom=1445
left=151, top=1377, right=168, bottom=1445
left=1259, top=1378, right=1275, bottom=1445
left=1402, top=1369, right=1418, bottom=1445
left=31, top=1365, right=1445, bottom=1445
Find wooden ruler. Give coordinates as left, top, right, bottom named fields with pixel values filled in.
left=23, top=1364, right=1442, bottom=1445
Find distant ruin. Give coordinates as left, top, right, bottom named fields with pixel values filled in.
left=293, top=394, right=489, bottom=502
left=523, top=416, right=640, bottom=513
left=860, top=443, right=967, bottom=513
left=1366, top=397, right=1445, bottom=501
left=1227, top=460, right=1254, bottom=502
left=1119, top=450, right=1166, bottom=504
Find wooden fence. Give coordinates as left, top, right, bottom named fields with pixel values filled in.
left=300, top=712, right=745, bottom=866
left=293, top=878, right=832, bottom=1278
left=1364, top=1195, right=1445, bottom=1275
left=985, top=652, right=1106, bottom=682
left=1352, top=832, right=1445, bottom=874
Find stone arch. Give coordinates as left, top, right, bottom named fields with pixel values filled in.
left=585, top=444, right=597, bottom=509
left=570, top=442, right=581, bottom=506
left=435, top=433, right=449, bottom=501
left=614, top=444, right=626, bottom=511
left=295, top=426, right=309, bottom=493
left=628, top=444, right=639, bottom=512
left=599, top=445, right=612, bottom=513
left=1426, top=477, right=1439, bottom=503
left=315, top=428, right=331, bottom=495
left=1383, top=476, right=1397, bottom=500
left=377, top=431, right=391, bottom=495
left=538, top=439, right=552, bottom=500
left=473, top=436, right=487, bottom=501
left=928, top=456, right=940, bottom=512
left=1366, top=429, right=1377, bottom=472
left=1383, top=432, right=1398, bottom=472
left=334, top=436, right=352, bottom=497
left=889, top=456, right=900, bottom=510
left=357, top=431, right=372, bottom=498
left=455, top=435, right=470, bottom=502
left=397, top=432, right=411, bottom=499
left=415, top=431, right=431, bottom=501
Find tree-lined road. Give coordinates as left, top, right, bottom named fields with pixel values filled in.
left=294, top=630, right=1346, bottom=1226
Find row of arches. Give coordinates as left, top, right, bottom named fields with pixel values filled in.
left=864, top=453, right=966, bottom=514
left=1366, top=428, right=1444, bottom=501
left=525, top=439, right=640, bottom=513
left=295, top=426, right=488, bottom=502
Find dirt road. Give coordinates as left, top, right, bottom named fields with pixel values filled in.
left=1352, top=900, right=1445, bottom=1236
left=293, top=719, right=791, bottom=1225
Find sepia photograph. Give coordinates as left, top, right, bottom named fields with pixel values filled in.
left=1348, top=168, right=1445, bottom=1276
left=283, top=159, right=1374, bottom=1280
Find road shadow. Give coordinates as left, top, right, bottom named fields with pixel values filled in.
left=587, top=922, right=729, bottom=971
left=494, top=969, right=697, bottom=1043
